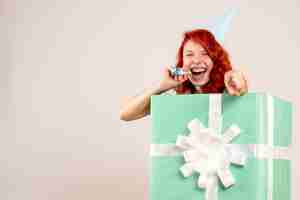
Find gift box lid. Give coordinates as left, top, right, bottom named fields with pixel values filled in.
left=151, top=92, right=292, bottom=147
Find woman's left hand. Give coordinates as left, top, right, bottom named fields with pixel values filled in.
left=224, top=70, right=248, bottom=96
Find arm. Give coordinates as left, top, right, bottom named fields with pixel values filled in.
left=119, top=84, right=165, bottom=121
left=120, top=66, right=189, bottom=121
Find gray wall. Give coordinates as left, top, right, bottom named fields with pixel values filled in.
left=1, top=0, right=299, bottom=199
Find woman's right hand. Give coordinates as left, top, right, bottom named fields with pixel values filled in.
left=158, top=66, right=189, bottom=92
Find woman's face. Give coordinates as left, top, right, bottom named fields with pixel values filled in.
left=182, top=40, right=214, bottom=86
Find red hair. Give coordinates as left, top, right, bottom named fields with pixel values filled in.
left=175, top=29, right=232, bottom=94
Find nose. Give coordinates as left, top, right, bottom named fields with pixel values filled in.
left=192, top=57, right=202, bottom=65
left=193, top=60, right=200, bottom=64
left=192, top=55, right=204, bottom=64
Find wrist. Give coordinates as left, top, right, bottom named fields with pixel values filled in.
left=154, top=84, right=167, bottom=94
left=154, top=81, right=175, bottom=94
left=157, top=82, right=174, bottom=94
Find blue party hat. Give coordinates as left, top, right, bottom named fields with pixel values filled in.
left=210, top=8, right=239, bottom=44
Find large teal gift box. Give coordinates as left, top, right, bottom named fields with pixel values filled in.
left=150, top=93, right=292, bottom=200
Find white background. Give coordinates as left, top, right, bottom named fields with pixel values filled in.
left=1, top=0, right=299, bottom=199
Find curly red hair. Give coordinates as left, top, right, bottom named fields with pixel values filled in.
left=175, top=29, right=232, bottom=94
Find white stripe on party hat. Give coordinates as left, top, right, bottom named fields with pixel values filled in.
left=183, top=8, right=239, bottom=45
left=210, top=8, right=239, bottom=44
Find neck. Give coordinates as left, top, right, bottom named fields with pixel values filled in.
left=194, top=85, right=203, bottom=93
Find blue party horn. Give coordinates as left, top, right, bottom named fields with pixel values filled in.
left=169, top=66, right=191, bottom=76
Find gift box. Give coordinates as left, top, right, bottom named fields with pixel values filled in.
left=150, top=93, right=292, bottom=200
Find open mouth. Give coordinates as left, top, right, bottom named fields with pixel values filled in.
left=191, top=71, right=206, bottom=75
left=190, top=67, right=207, bottom=79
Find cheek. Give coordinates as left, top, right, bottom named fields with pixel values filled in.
left=182, top=58, right=192, bottom=68
left=205, top=57, right=214, bottom=69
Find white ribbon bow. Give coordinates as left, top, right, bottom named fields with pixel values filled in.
left=176, top=118, right=247, bottom=199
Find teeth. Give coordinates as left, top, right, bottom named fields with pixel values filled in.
left=191, top=68, right=206, bottom=73
left=191, top=64, right=207, bottom=73
left=193, top=69, right=205, bottom=72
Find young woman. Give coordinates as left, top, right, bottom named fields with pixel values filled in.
left=120, top=29, right=248, bottom=121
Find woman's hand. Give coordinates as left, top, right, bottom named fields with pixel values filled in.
left=158, top=66, right=189, bottom=92
left=224, top=70, right=248, bottom=96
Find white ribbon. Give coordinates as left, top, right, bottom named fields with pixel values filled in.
left=150, top=143, right=289, bottom=159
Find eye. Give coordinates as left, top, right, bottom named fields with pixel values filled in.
left=184, top=53, right=193, bottom=57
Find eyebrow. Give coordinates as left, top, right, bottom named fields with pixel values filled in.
left=184, top=49, right=206, bottom=53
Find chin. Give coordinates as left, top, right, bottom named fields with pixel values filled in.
left=189, top=77, right=210, bottom=87
left=188, top=71, right=211, bottom=87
